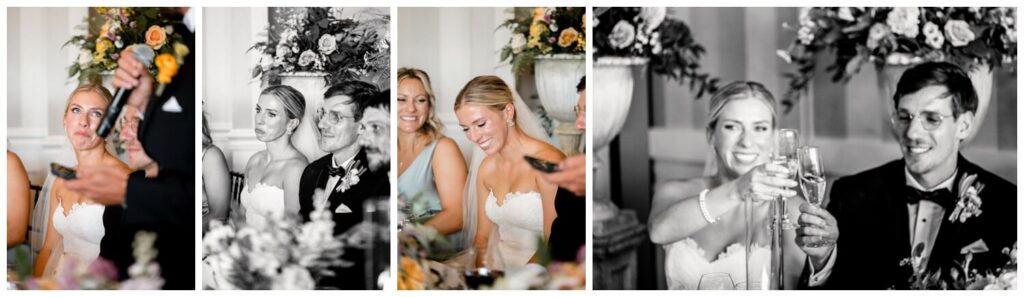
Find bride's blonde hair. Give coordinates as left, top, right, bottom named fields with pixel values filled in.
left=454, top=75, right=517, bottom=122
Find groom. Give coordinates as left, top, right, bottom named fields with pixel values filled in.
left=298, top=81, right=389, bottom=289
left=797, top=62, right=1016, bottom=289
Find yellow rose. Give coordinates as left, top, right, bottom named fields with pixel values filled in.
left=530, top=22, right=547, bottom=39
left=155, top=53, right=178, bottom=84
left=558, top=28, right=579, bottom=48
left=145, top=25, right=167, bottom=50
left=173, top=42, right=190, bottom=60
left=95, top=38, right=113, bottom=54
left=398, top=257, right=424, bottom=290
left=532, top=7, right=546, bottom=23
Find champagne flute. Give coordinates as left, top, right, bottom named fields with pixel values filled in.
left=797, top=146, right=826, bottom=207
left=797, top=146, right=833, bottom=247
left=697, top=273, right=735, bottom=290
left=770, top=129, right=799, bottom=230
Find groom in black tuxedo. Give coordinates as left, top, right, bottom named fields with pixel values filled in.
left=65, top=7, right=195, bottom=290
left=797, top=62, right=1016, bottom=289
left=298, top=81, right=389, bottom=289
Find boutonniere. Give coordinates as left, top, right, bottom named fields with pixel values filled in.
left=153, top=42, right=190, bottom=97
left=336, top=159, right=367, bottom=193
left=949, top=173, right=985, bottom=223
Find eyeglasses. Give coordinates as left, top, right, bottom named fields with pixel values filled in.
left=120, top=116, right=141, bottom=131
left=316, top=108, right=356, bottom=125
left=891, top=111, right=953, bottom=131
left=574, top=104, right=585, bottom=116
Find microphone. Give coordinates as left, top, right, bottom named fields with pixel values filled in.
left=96, top=45, right=156, bottom=138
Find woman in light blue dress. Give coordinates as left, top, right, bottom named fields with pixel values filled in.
left=397, top=68, right=468, bottom=240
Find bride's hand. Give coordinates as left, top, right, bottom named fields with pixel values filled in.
left=732, top=163, right=797, bottom=202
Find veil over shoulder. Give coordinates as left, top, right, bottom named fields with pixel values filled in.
left=459, top=78, right=553, bottom=261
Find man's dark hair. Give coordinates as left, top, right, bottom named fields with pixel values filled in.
left=360, top=88, right=390, bottom=114
left=893, top=62, right=978, bottom=118
left=576, top=76, right=586, bottom=93
left=323, top=80, right=380, bottom=121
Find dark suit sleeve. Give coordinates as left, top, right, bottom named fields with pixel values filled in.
left=122, top=169, right=194, bottom=227
left=298, top=166, right=314, bottom=222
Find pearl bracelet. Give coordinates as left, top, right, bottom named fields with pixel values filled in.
left=699, top=189, right=718, bottom=224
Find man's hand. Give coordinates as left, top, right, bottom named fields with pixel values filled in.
left=797, top=203, right=839, bottom=270
left=112, top=47, right=155, bottom=111
left=539, top=155, right=586, bottom=196
left=63, top=165, right=129, bottom=206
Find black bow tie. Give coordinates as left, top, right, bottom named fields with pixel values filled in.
left=327, top=165, right=345, bottom=178
left=905, top=187, right=956, bottom=210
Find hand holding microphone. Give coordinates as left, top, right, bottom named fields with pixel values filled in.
left=97, top=45, right=155, bottom=138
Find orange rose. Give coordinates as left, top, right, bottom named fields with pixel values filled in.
left=155, top=53, right=178, bottom=84
left=558, top=28, right=579, bottom=48
left=145, top=25, right=167, bottom=50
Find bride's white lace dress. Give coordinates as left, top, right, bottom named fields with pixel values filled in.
left=239, top=182, right=285, bottom=228
left=483, top=190, right=543, bottom=271
left=49, top=200, right=105, bottom=275
left=664, top=238, right=770, bottom=290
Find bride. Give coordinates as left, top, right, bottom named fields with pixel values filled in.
left=35, top=84, right=131, bottom=277
left=239, top=85, right=309, bottom=227
left=454, top=76, right=565, bottom=270
left=647, top=81, right=806, bottom=289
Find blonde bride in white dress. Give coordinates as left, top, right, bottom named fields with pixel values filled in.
left=647, top=81, right=806, bottom=289
left=454, top=76, right=565, bottom=270
left=35, top=84, right=131, bottom=278
left=239, top=85, right=309, bottom=228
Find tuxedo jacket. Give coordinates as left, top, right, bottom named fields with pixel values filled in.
left=805, top=154, right=1016, bottom=289
left=298, top=148, right=389, bottom=289
left=100, top=23, right=195, bottom=290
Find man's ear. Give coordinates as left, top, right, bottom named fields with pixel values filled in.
left=955, top=111, right=974, bottom=141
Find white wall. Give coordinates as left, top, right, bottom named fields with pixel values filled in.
left=397, top=7, right=512, bottom=161
left=6, top=7, right=90, bottom=185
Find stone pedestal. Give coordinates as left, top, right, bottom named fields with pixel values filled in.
left=593, top=210, right=647, bottom=290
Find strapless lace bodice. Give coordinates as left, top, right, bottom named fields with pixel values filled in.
left=52, top=200, right=105, bottom=263
left=483, top=190, right=543, bottom=270
left=664, top=238, right=771, bottom=290
left=240, top=182, right=285, bottom=228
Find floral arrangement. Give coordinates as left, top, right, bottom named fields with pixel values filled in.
left=901, top=242, right=1017, bottom=290
left=249, top=7, right=390, bottom=87
left=18, top=232, right=164, bottom=290
left=203, top=201, right=347, bottom=290
left=777, top=7, right=1017, bottom=110
left=593, top=7, right=720, bottom=98
left=499, top=7, right=586, bottom=77
left=65, top=7, right=189, bottom=86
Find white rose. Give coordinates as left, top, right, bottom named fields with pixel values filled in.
left=77, top=49, right=92, bottom=67
left=886, top=7, right=921, bottom=38
left=275, top=44, right=291, bottom=58
left=318, top=34, right=338, bottom=55
left=608, top=20, right=636, bottom=50
left=260, top=53, right=274, bottom=71
left=510, top=33, right=527, bottom=54
left=639, top=7, right=667, bottom=33
left=944, top=19, right=977, bottom=47
left=298, top=50, right=317, bottom=67
left=867, top=23, right=891, bottom=50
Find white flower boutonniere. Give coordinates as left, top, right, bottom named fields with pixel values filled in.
left=949, top=173, right=985, bottom=223
left=336, top=159, right=367, bottom=193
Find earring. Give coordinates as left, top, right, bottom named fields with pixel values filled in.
left=507, top=119, right=514, bottom=127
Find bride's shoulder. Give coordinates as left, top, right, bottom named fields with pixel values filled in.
left=528, top=139, right=566, bottom=163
